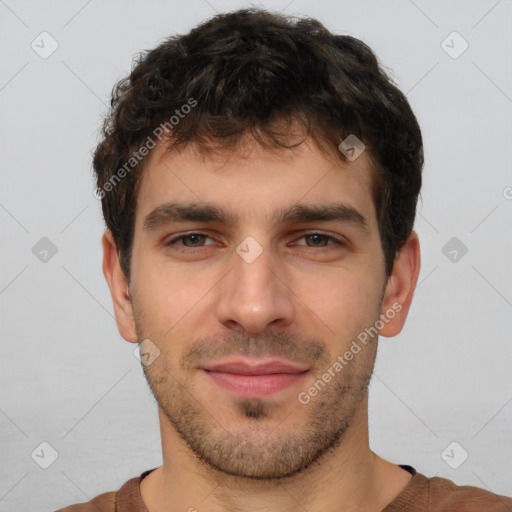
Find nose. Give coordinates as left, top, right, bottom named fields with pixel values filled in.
left=214, top=241, right=296, bottom=336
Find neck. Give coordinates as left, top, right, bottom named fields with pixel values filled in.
left=141, top=396, right=412, bottom=512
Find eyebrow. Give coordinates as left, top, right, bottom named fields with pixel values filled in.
left=143, top=201, right=369, bottom=234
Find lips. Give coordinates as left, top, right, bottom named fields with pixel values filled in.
left=203, top=359, right=309, bottom=375
left=200, top=358, right=309, bottom=397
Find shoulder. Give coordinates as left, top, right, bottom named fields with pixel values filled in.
left=385, top=467, right=512, bottom=512
left=54, top=490, right=116, bottom=511
left=54, top=469, right=154, bottom=512
left=427, top=475, right=512, bottom=511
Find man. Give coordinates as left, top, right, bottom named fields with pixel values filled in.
left=57, top=7, right=512, bottom=512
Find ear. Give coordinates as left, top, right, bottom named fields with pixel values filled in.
left=102, top=230, right=138, bottom=343
left=379, top=230, right=421, bottom=337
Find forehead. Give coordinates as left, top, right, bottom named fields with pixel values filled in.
left=135, top=136, right=378, bottom=231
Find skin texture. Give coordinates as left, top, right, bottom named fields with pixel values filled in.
left=102, top=133, right=421, bottom=512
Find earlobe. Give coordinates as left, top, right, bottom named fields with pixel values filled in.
left=102, top=231, right=138, bottom=343
left=379, top=230, right=421, bottom=338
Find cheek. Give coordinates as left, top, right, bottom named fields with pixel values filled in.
left=134, top=256, right=218, bottom=337
left=297, top=267, right=379, bottom=340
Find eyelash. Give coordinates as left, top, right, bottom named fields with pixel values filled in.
left=163, top=231, right=346, bottom=250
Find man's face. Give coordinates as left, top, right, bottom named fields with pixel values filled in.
left=127, top=136, right=389, bottom=479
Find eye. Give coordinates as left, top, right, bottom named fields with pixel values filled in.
left=164, top=232, right=215, bottom=248
left=293, top=232, right=345, bottom=248
left=162, top=231, right=346, bottom=251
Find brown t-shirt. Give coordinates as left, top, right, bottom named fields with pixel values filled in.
left=55, top=465, right=512, bottom=512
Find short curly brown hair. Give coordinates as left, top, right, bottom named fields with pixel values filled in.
left=93, top=7, right=423, bottom=278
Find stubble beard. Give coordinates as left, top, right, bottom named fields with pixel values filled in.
left=139, top=331, right=377, bottom=481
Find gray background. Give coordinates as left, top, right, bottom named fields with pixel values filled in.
left=1, top=0, right=511, bottom=510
